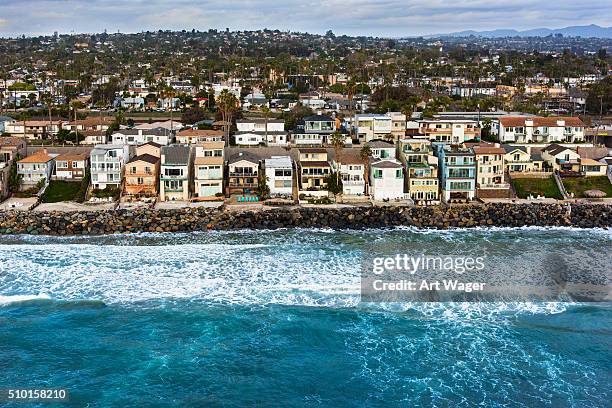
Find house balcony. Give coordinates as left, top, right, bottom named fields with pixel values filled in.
left=342, top=179, right=365, bottom=186
left=229, top=171, right=257, bottom=177
left=478, top=183, right=510, bottom=189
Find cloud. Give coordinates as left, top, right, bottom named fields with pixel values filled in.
left=0, top=0, right=610, bottom=37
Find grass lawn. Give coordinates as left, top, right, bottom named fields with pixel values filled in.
left=562, top=176, right=612, bottom=198
left=512, top=176, right=563, bottom=200
left=41, top=181, right=81, bottom=203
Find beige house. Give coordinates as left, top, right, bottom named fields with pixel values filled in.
left=227, top=151, right=259, bottom=195
left=503, top=145, right=543, bottom=173
left=176, top=129, right=224, bottom=144
left=472, top=144, right=510, bottom=198
left=541, top=144, right=581, bottom=172
left=398, top=139, right=439, bottom=203
left=298, top=148, right=331, bottom=192
left=136, top=142, right=162, bottom=158
left=124, top=154, right=160, bottom=197
left=579, top=158, right=607, bottom=177
left=193, top=141, right=225, bottom=199
left=5, top=120, right=64, bottom=140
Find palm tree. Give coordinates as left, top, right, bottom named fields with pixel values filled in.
left=346, top=80, right=357, bottom=140
left=360, top=145, right=372, bottom=195
left=261, top=105, right=270, bottom=144
left=216, top=89, right=239, bottom=146
left=330, top=131, right=345, bottom=186
left=42, top=93, right=54, bottom=144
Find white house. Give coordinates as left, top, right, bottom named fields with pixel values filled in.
left=334, top=152, right=365, bottom=196
left=369, top=159, right=405, bottom=201
left=111, top=128, right=173, bottom=145
left=367, top=140, right=396, bottom=160
left=17, top=150, right=57, bottom=188
left=90, top=144, right=130, bottom=190
left=236, top=118, right=288, bottom=146
left=496, top=116, right=585, bottom=143
left=264, top=155, right=293, bottom=198
left=355, top=114, right=392, bottom=143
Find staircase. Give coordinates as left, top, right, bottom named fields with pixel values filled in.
left=553, top=171, right=571, bottom=200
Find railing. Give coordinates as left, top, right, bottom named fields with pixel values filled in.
left=478, top=183, right=511, bottom=189
left=229, top=171, right=257, bottom=177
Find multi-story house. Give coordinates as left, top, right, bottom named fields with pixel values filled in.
left=416, top=119, right=480, bottom=143
left=236, top=118, right=288, bottom=146
left=159, top=145, right=192, bottom=201
left=367, top=140, right=396, bottom=160
left=111, top=128, right=173, bottom=145
left=193, top=141, right=224, bottom=199
left=227, top=151, right=259, bottom=196
left=435, top=144, right=476, bottom=202
left=369, top=158, right=405, bottom=201
left=541, top=144, right=581, bottom=172
left=355, top=114, right=392, bottom=143
left=17, top=150, right=57, bottom=188
left=124, top=153, right=160, bottom=198
left=471, top=144, right=510, bottom=198
left=53, top=153, right=89, bottom=181
left=6, top=120, right=64, bottom=140
left=293, top=115, right=337, bottom=145
left=90, top=144, right=130, bottom=190
left=298, top=148, right=331, bottom=193
left=334, top=150, right=366, bottom=196
left=496, top=116, right=585, bottom=143
left=176, top=129, right=224, bottom=144
left=66, top=117, right=113, bottom=133
left=0, top=137, right=27, bottom=163
left=502, top=145, right=544, bottom=173
left=264, top=155, right=293, bottom=198
left=398, top=139, right=439, bottom=204
left=81, top=130, right=108, bottom=145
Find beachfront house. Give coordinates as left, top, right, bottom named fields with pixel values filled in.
left=541, top=144, right=581, bottom=172
left=298, top=148, right=331, bottom=194
left=193, top=141, right=224, bottom=199
left=399, top=139, right=439, bottom=204
left=227, top=151, right=260, bottom=196
left=53, top=152, right=89, bottom=181
left=472, top=144, right=510, bottom=198
left=435, top=144, right=476, bottom=202
left=90, top=144, right=130, bottom=190
left=264, top=155, right=293, bottom=198
left=369, top=158, right=405, bottom=201
left=333, top=150, right=366, bottom=196
left=124, top=153, right=160, bottom=198
left=17, top=150, right=57, bottom=189
left=160, top=145, right=192, bottom=201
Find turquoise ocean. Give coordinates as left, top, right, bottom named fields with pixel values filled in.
left=0, top=227, right=610, bottom=407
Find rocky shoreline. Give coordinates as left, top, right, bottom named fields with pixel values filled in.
left=0, top=203, right=610, bottom=236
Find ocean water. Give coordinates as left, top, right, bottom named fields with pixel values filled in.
left=0, top=228, right=610, bottom=407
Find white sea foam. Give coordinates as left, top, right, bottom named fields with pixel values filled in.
left=0, top=229, right=607, bottom=314
left=0, top=293, right=51, bottom=305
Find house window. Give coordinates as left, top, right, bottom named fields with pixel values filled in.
left=374, top=169, right=383, bottom=179
left=396, top=169, right=403, bottom=178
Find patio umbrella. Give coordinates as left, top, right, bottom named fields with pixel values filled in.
left=584, top=189, right=607, bottom=198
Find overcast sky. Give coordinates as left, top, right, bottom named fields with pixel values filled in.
left=0, top=0, right=610, bottom=37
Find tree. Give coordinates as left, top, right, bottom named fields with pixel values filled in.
left=360, top=145, right=372, bottom=195
left=261, top=106, right=270, bottom=144
left=216, top=89, right=239, bottom=145
left=586, top=76, right=612, bottom=116
left=256, top=174, right=270, bottom=199
left=42, top=93, right=54, bottom=144
left=329, top=131, right=345, bottom=186
left=9, top=154, right=22, bottom=192
left=325, top=172, right=343, bottom=199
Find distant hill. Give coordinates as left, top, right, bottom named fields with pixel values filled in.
left=428, top=24, right=612, bottom=39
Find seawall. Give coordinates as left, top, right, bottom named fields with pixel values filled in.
left=0, top=203, right=610, bottom=236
